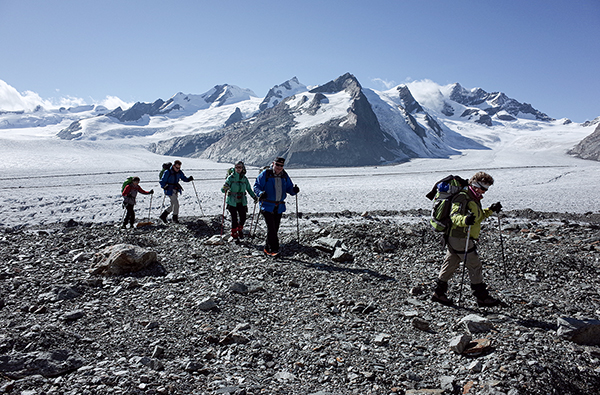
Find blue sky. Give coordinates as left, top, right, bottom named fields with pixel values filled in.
left=1, top=0, right=598, bottom=122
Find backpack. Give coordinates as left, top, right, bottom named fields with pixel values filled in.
left=121, top=176, right=134, bottom=193
left=159, top=162, right=172, bottom=180
left=426, top=175, right=469, bottom=233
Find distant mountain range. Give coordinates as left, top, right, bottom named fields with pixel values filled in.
left=2, top=72, right=598, bottom=166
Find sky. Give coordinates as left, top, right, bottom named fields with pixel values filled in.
left=1, top=0, right=599, bottom=123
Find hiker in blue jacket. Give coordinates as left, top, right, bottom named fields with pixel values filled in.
left=253, top=157, right=299, bottom=256
left=159, top=160, right=193, bottom=224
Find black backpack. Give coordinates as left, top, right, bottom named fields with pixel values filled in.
left=426, top=175, right=468, bottom=233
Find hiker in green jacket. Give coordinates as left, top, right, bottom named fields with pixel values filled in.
left=221, top=161, right=258, bottom=239
left=432, top=171, right=503, bottom=307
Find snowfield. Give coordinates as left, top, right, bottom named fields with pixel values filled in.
left=1, top=117, right=599, bottom=229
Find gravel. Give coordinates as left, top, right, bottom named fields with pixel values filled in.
left=1, top=209, right=599, bottom=394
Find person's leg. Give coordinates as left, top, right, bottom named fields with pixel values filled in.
left=262, top=211, right=277, bottom=253
left=228, top=205, right=239, bottom=238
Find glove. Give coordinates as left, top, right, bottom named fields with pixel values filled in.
left=293, top=185, right=300, bottom=194
left=252, top=195, right=258, bottom=203
left=188, top=176, right=194, bottom=181
left=150, top=189, right=154, bottom=194
left=465, top=213, right=476, bottom=226
left=259, top=192, right=267, bottom=201
left=489, top=202, right=502, bottom=213
left=222, top=184, right=230, bottom=191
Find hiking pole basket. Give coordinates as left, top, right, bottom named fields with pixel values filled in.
left=191, top=180, right=205, bottom=216
left=457, top=225, right=472, bottom=307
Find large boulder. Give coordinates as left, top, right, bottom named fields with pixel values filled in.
left=89, top=244, right=157, bottom=275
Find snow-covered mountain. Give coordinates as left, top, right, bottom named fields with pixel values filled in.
left=2, top=74, right=598, bottom=167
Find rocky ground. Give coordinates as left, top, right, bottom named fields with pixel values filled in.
left=1, top=208, right=600, bottom=395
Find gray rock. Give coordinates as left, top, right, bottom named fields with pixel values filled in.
left=449, top=334, right=472, bottom=354
left=461, top=314, right=494, bottom=333
left=557, top=317, right=600, bottom=345
left=0, top=350, right=85, bottom=379
left=332, top=248, right=353, bottom=262
left=89, top=244, right=157, bottom=275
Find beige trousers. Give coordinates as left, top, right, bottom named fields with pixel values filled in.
left=438, top=236, right=484, bottom=284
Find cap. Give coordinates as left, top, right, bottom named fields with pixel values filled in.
left=274, top=157, right=285, bottom=165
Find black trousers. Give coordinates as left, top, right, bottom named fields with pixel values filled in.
left=227, top=203, right=247, bottom=229
left=261, top=210, right=282, bottom=253
left=123, top=204, right=135, bottom=226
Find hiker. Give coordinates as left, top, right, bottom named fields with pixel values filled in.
left=253, top=157, right=299, bottom=256
left=431, top=171, right=503, bottom=307
left=221, top=161, right=258, bottom=239
left=122, top=177, right=154, bottom=229
left=159, top=160, right=194, bottom=224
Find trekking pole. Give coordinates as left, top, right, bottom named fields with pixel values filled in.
left=457, top=225, right=472, bottom=307
left=220, top=193, right=227, bottom=236
left=252, top=204, right=261, bottom=239
left=147, top=193, right=153, bottom=222
left=191, top=180, right=205, bottom=216
left=295, top=193, right=300, bottom=243
left=160, top=195, right=165, bottom=212
left=250, top=199, right=258, bottom=238
left=497, top=214, right=508, bottom=281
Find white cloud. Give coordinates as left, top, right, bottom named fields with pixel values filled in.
left=99, top=95, right=133, bottom=110
left=0, top=79, right=52, bottom=111
left=405, top=79, right=445, bottom=111
left=0, top=79, right=131, bottom=112
left=370, top=77, right=397, bottom=90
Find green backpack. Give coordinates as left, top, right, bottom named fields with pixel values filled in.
left=426, top=175, right=468, bottom=233
left=159, top=162, right=172, bottom=180
left=121, top=177, right=134, bottom=193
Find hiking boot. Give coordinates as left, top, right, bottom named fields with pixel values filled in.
left=173, top=215, right=180, bottom=224
left=231, top=228, right=239, bottom=239
left=237, top=226, right=244, bottom=239
left=471, top=283, right=501, bottom=307
left=431, top=279, right=454, bottom=306
left=159, top=210, right=169, bottom=224
left=263, top=248, right=279, bottom=257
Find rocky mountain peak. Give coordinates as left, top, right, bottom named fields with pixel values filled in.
left=309, top=72, right=362, bottom=96
left=259, top=77, right=307, bottom=112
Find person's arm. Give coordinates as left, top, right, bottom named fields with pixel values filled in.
left=122, top=184, right=132, bottom=197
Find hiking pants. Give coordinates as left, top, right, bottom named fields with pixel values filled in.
left=438, top=236, right=484, bottom=285
left=227, top=203, right=247, bottom=229
left=166, top=194, right=180, bottom=215
left=261, top=210, right=282, bottom=253
left=123, top=203, right=135, bottom=226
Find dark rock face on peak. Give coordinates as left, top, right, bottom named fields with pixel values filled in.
left=568, top=124, right=600, bottom=161
left=259, top=77, right=307, bottom=112
left=396, top=85, right=424, bottom=114
left=310, top=72, right=360, bottom=95
left=106, top=99, right=166, bottom=122
left=449, top=83, right=554, bottom=122
left=223, top=107, right=243, bottom=127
